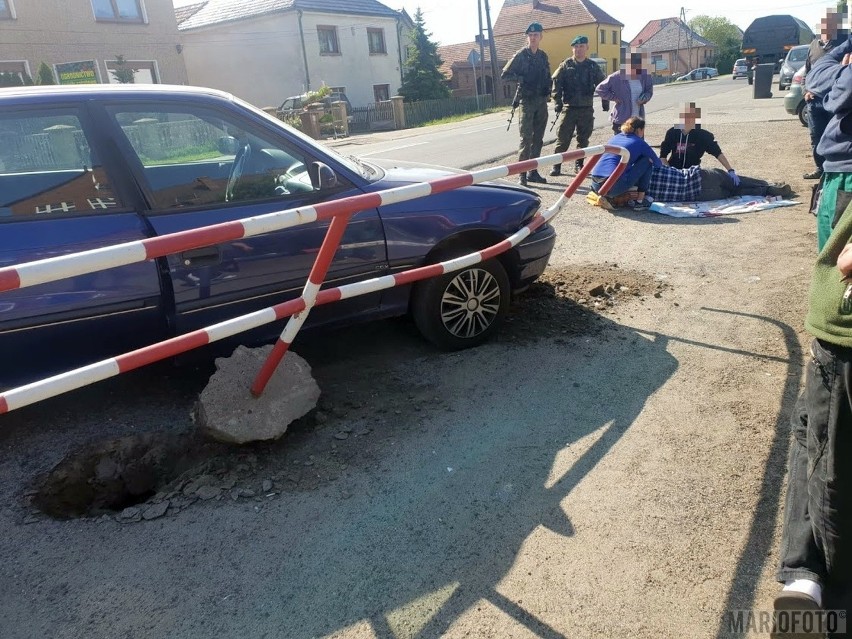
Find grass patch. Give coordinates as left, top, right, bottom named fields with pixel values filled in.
left=418, top=107, right=505, bottom=127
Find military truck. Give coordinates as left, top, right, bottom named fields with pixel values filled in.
left=741, top=15, right=814, bottom=71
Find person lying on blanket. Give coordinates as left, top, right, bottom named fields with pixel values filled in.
left=647, top=164, right=794, bottom=202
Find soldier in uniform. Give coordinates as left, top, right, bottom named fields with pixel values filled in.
left=501, top=22, right=551, bottom=186
left=549, top=35, right=605, bottom=176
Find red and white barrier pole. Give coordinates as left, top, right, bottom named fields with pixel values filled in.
left=0, top=146, right=629, bottom=414
left=0, top=146, right=628, bottom=295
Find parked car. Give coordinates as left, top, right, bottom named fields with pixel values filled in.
left=783, top=65, right=809, bottom=126
left=778, top=44, right=809, bottom=90
left=0, top=85, right=555, bottom=387
left=732, top=58, right=750, bottom=79
left=675, top=67, right=716, bottom=81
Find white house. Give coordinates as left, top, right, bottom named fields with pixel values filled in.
left=177, top=0, right=412, bottom=109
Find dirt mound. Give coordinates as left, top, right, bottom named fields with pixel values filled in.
left=501, top=262, right=669, bottom=341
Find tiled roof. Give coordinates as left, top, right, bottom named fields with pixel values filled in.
left=175, top=2, right=207, bottom=25
left=179, top=0, right=400, bottom=31
left=630, top=18, right=670, bottom=47
left=636, top=19, right=713, bottom=52
left=493, top=0, right=622, bottom=37
left=437, top=34, right=529, bottom=76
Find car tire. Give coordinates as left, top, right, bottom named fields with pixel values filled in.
left=411, top=258, right=510, bottom=350
left=799, top=103, right=809, bottom=127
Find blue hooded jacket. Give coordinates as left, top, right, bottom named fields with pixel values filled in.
left=808, top=36, right=852, bottom=173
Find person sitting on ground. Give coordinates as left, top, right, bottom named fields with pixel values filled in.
left=659, top=102, right=739, bottom=182
left=647, top=163, right=793, bottom=202
left=589, top=116, right=661, bottom=210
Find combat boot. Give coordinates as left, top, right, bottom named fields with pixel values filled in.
left=527, top=170, right=547, bottom=184
left=574, top=159, right=584, bottom=173
left=519, top=172, right=528, bottom=186
left=549, top=164, right=562, bottom=177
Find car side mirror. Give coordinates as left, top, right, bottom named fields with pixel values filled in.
left=217, top=135, right=239, bottom=155
left=309, top=161, right=338, bottom=190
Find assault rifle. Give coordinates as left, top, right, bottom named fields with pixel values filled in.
left=506, top=83, right=522, bottom=131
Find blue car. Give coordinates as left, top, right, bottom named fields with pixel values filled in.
left=0, top=85, right=555, bottom=387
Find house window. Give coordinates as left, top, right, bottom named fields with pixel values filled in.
left=373, top=84, right=390, bottom=102
left=0, top=60, right=29, bottom=85
left=104, top=59, right=159, bottom=84
left=368, top=28, right=386, bottom=54
left=0, top=0, right=14, bottom=20
left=318, top=26, right=340, bottom=54
left=91, top=0, right=144, bottom=23
left=612, top=58, right=617, bottom=72
left=600, top=31, right=605, bottom=44
left=612, top=30, right=617, bottom=45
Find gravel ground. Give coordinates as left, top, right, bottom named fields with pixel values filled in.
left=1, top=86, right=847, bottom=638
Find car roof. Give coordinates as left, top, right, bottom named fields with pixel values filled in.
left=0, top=83, right=236, bottom=105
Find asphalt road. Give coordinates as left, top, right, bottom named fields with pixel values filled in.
left=328, top=76, right=754, bottom=170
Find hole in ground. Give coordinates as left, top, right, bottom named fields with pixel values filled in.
left=31, top=431, right=227, bottom=519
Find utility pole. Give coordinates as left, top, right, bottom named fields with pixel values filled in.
left=484, top=0, right=499, bottom=105
left=680, top=7, right=691, bottom=73
left=477, top=0, right=487, bottom=101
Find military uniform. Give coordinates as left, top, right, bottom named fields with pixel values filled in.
left=549, top=36, right=604, bottom=175
left=501, top=23, right=551, bottom=185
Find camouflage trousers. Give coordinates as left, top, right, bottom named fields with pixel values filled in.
left=517, top=97, right=548, bottom=161
left=554, top=106, right=594, bottom=154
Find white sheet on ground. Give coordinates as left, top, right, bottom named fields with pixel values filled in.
left=649, top=196, right=799, bottom=218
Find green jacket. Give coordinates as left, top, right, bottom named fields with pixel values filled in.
left=806, top=197, right=852, bottom=346
left=501, top=47, right=551, bottom=102
left=551, top=57, right=604, bottom=109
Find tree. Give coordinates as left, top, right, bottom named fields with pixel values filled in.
left=111, top=55, right=136, bottom=84
left=689, top=15, right=743, bottom=75
left=35, top=62, right=56, bottom=85
left=399, top=8, right=450, bottom=102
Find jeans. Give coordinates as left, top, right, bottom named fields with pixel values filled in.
left=596, top=159, right=652, bottom=197
left=777, top=339, right=852, bottom=588
left=808, top=101, right=832, bottom=172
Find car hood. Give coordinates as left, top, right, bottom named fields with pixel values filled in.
left=366, top=157, right=534, bottom=194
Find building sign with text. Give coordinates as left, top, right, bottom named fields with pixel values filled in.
left=56, top=61, right=98, bottom=85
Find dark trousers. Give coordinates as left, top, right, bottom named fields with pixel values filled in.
left=777, top=339, right=852, bottom=588
left=697, top=168, right=771, bottom=200
left=518, top=98, right=548, bottom=162
left=808, top=101, right=832, bottom=171
left=554, top=107, right=594, bottom=153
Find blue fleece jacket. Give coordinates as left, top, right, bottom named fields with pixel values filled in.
left=808, top=37, right=852, bottom=173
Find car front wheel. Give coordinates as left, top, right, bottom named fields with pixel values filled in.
left=411, top=258, right=510, bottom=350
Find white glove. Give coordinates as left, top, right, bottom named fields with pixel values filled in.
left=728, top=169, right=741, bottom=187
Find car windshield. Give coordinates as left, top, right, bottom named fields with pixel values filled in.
left=788, top=48, right=808, bottom=62
left=736, top=59, right=746, bottom=66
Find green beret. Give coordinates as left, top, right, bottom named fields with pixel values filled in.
left=571, top=35, right=588, bottom=46
left=526, top=22, right=543, bottom=34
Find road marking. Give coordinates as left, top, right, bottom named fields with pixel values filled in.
left=361, top=142, right=427, bottom=156
left=460, top=124, right=507, bottom=134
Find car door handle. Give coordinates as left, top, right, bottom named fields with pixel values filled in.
left=181, top=247, right=221, bottom=267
